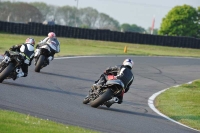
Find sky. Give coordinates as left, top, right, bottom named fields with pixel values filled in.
left=10, top=0, right=200, bottom=29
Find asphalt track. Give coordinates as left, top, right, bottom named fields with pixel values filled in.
left=0, top=56, right=200, bottom=133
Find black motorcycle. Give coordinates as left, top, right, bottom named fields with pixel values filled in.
left=83, top=74, right=125, bottom=108
left=0, top=51, right=24, bottom=83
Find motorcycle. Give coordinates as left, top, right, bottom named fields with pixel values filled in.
left=0, top=51, right=24, bottom=83
left=83, top=73, right=125, bottom=108
left=34, top=41, right=56, bottom=72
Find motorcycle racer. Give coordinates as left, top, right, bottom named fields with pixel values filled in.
left=35, top=32, right=60, bottom=65
left=93, top=58, right=134, bottom=104
left=2, top=38, right=35, bottom=79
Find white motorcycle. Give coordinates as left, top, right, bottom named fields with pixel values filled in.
left=34, top=41, right=58, bottom=72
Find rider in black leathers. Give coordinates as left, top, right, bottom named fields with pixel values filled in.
left=93, top=58, right=134, bottom=104
left=3, top=38, right=35, bottom=79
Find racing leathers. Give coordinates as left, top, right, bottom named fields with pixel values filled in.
left=94, top=65, right=134, bottom=104
left=8, top=43, right=34, bottom=78
left=35, top=37, right=60, bottom=64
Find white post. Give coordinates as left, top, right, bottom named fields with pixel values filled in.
left=151, top=15, right=155, bottom=35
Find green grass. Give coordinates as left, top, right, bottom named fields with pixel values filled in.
left=0, top=33, right=200, bottom=57
left=155, top=80, right=200, bottom=130
left=0, top=110, right=99, bottom=133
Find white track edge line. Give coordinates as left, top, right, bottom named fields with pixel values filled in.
left=148, top=81, right=200, bottom=132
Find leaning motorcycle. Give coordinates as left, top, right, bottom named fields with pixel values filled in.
left=83, top=74, right=125, bottom=108
left=34, top=42, right=56, bottom=72
left=0, top=51, right=24, bottom=83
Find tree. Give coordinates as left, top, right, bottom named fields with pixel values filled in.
left=0, top=2, right=43, bottom=23
left=131, top=24, right=146, bottom=33
left=158, top=5, right=199, bottom=37
left=147, top=27, right=158, bottom=35
left=31, top=3, right=120, bottom=30
left=121, top=23, right=131, bottom=32
left=79, top=7, right=99, bottom=28
left=30, top=2, right=56, bottom=21
left=121, top=23, right=146, bottom=33
left=54, top=6, right=77, bottom=26
left=96, top=13, right=120, bottom=30
left=197, top=6, right=200, bottom=38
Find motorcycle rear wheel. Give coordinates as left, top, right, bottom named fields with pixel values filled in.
left=35, top=55, right=45, bottom=72
left=90, top=89, right=113, bottom=108
left=0, top=63, right=15, bottom=83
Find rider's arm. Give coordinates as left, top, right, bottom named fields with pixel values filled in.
left=40, top=37, right=49, bottom=44
left=53, top=39, right=60, bottom=53
left=125, top=78, right=133, bottom=93
left=36, top=37, right=49, bottom=48
left=28, top=54, right=34, bottom=66
left=56, top=41, right=60, bottom=53
left=9, top=44, right=22, bottom=52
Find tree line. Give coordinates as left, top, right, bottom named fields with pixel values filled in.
left=0, top=1, right=199, bottom=38
left=0, top=1, right=148, bottom=33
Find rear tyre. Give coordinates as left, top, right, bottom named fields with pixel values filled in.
left=35, top=55, right=45, bottom=72
left=0, top=63, right=15, bottom=83
left=90, top=89, right=113, bottom=108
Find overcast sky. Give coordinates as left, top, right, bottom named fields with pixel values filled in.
left=12, top=0, right=200, bottom=29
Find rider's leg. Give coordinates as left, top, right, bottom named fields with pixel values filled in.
left=93, top=73, right=107, bottom=90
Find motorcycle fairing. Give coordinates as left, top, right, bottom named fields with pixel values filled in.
left=107, top=75, right=115, bottom=80
left=106, top=79, right=124, bottom=89
left=9, top=51, right=20, bottom=56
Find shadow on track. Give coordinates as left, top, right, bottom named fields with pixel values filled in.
left=2, top=81, right=85, bottom=97
left=98, top=106, right=163, bottom=120
left=40, top=72, right=94, bottom=82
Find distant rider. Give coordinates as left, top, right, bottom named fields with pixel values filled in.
left=93, top=58, right=134, bottom=104
left=4, top=38, right=35, bottom=79
left=35, top=32, right=60, bottom=64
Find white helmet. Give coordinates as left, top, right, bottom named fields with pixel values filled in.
left=25, top=38, right=35, bottom=46
left=123, top=58, right=134, bottom=69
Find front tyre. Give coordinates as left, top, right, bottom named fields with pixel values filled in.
left=0, top=63, right=15, bottom=83
left=83, top=96, right=90, bottom=104
left=90, top=89, right=113, bottom=108
left=35, top=55, right=45, bottom=72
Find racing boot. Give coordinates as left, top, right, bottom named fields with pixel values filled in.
left=117, top=91, right=124, bottom=104
left=47, top=56, right=53, bottom=65
left=105, top=97, right=120, bottom=108
left=16, top=68, right=24, bottom=78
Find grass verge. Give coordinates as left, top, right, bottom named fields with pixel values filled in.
left=0, top=33, right=200, bottom=57
left=155, top=80, right=200, bottom=130
left=0, top=109, right=99, bottom=133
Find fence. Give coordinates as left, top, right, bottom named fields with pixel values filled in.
left=0, top=21, right=199, bottom=49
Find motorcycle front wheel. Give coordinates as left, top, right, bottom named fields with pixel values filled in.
left=0, top=63, right=15, bottom=83
left=90, top=89, right=113, bottom=108
left=83, top=96, right=90, bottom=104
left=35, top=55, right=45, bottom=72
